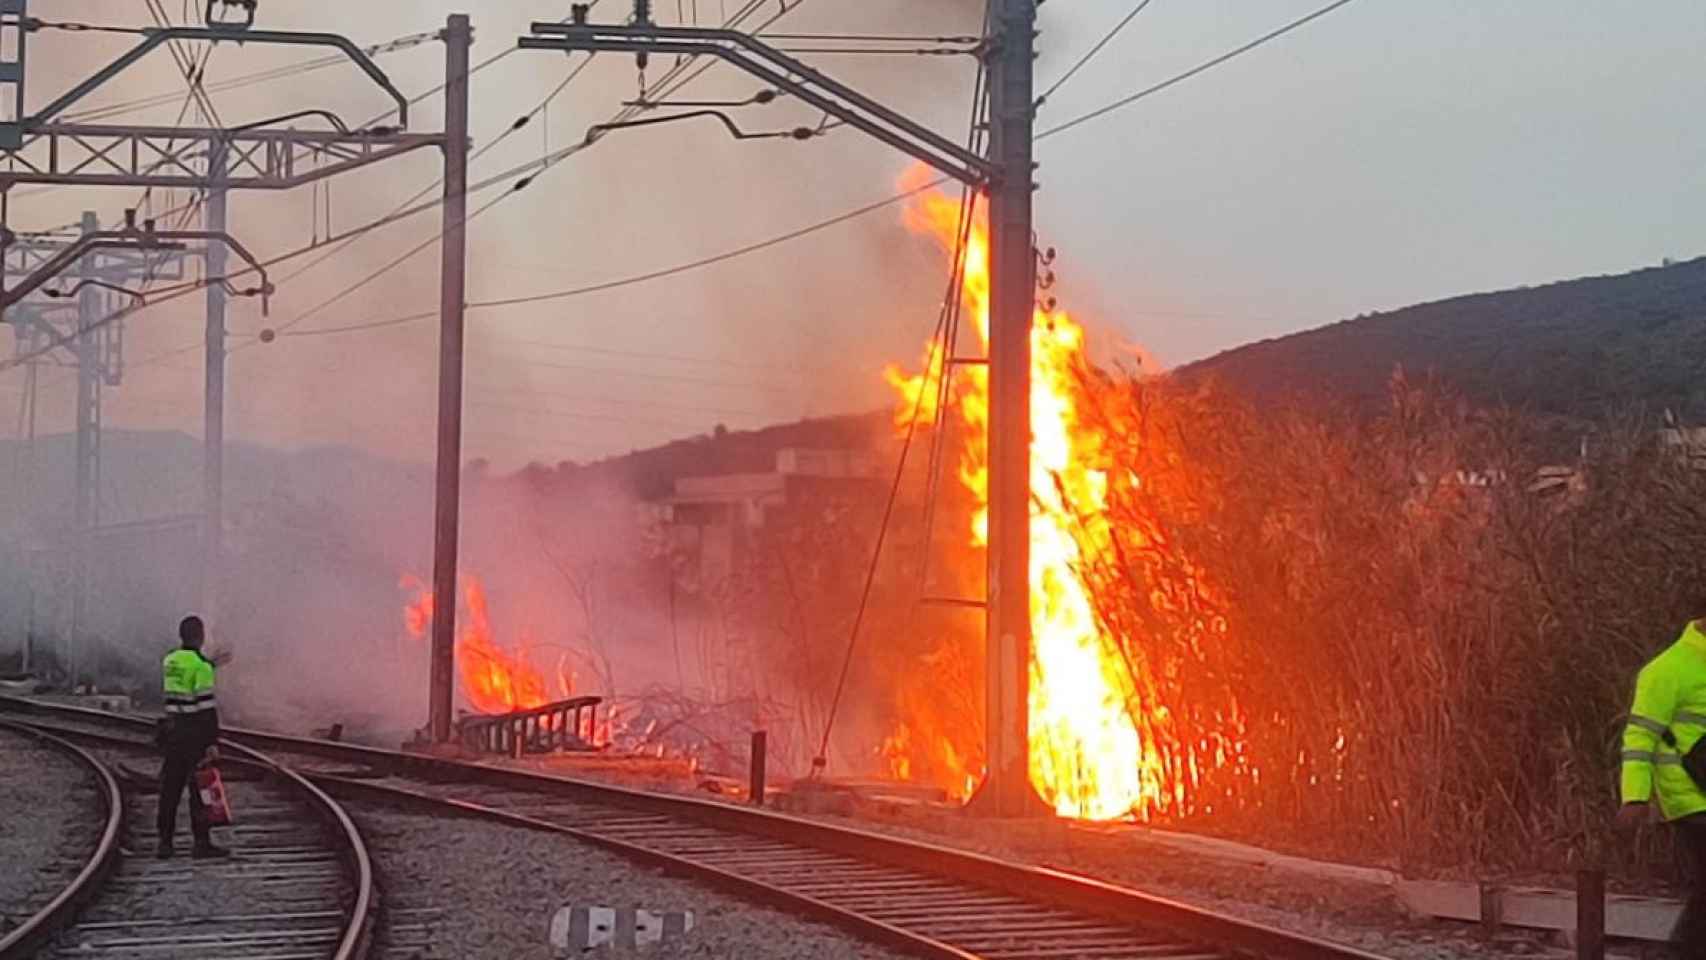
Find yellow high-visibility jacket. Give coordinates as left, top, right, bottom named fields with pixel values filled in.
left=1622, top=621, right=1706, bottom=820
left=161, top=647, right=219, bottom=750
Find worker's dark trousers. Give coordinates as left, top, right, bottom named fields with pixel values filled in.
left=1677, top=815, right=1706, bottom=954
left=156, top=746, right=210, bottom=847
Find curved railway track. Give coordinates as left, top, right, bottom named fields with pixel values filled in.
left=2, top=697, right=1392, bottom=960
left=0, top=707, right=373, bottom=960
left=0, top=719, right=122, bottom=960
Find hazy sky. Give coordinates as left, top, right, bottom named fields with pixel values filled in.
left=8, top=1, right=1704, bottom=467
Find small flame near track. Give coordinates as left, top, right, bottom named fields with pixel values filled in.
left=401, top=573, right=577, bottom=715
left=882, top=169, right=1249, bottom=821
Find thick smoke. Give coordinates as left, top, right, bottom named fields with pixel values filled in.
left=1, top=1, right=993, bottom=785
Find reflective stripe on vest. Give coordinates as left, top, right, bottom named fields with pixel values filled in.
left=1627, top=711, right=1706, bottom=736
left=1624, top=711, right=1706, bottom=767
left=162, top=692, right=216, bottom=715
left=1623, top=749, right=1683, bottom=765
left=162, top=649, right=215, bottom=716
left=1629, top=715, right=1667, bottom=736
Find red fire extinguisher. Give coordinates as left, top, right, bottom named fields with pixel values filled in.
left=196, top=763, right=234, bottom=827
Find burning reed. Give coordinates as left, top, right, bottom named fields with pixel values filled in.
left=874, top=178, right=1706, bottom=876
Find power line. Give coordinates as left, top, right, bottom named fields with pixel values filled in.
left=0, top=139, right=598, bottom=373
left=36, top=0, right=1348, bottom=367
left=271, top=309, right=438, bottom=338
left=468, top=399, right=735, bottom=432
left=271, top=177, right=943, bottom=341
left=248, top=2, right=624, bottom=336
left=1035, top=0, right=1156, bottom=109
left=257, top=0, right=811, bottom=342
left=472, top=352, right=802, bottom=394
left=1038, top=0, right=1362, bottom=141
left=463, top=181, right=943, bottom=311
left=472, top=384, right=765, bottom=420
left=201, top=0, right=1351, bottom=348
left=145, top=0, right=225, bottom=130
left=488, top=338, right=820, bottom=376
left=59, top=30, right=440, bottom=125
left=279, top=0, right=1354, bottom=340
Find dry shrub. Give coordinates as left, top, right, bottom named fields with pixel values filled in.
left=1082, top=366, right=1706, bottom=876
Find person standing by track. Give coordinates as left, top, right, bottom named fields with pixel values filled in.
left=1618, top=597, right=1706, bottom=954
left=156, top=615, right=229, bottom=860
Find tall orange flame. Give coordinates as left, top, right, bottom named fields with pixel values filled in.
left=401, top=573, right=571, bottom=715
left=886, top=174, right=1171, bottom=820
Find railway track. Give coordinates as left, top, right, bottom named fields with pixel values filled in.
left=0, top=708, right=373, bottom=960
left=1, top=696, right=1393, bottom=960
left=0, top=719, right=121, bottom=959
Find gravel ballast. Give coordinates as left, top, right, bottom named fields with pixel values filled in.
left=355, top=804, right=913, bottom=960
left=797, top=812, right=1569, bottom=960
left=0, top=726, right=102, bottom=936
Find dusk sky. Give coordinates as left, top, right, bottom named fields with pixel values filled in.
left=10, top=1, right=1703, bottom=466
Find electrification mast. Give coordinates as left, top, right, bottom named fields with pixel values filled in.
left=0, top=4, right=467, bottom=720
left=516, top=0, right=1044, bottom=813
left=983, top=0, right=1040, bottom=818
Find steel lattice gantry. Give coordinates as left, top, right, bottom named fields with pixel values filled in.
left=0, top=124, right=442, bottom=191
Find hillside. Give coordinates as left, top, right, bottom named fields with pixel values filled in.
left=1181, top=256, right=1706, bottom=419
left=508, top=412, right=889, bottom=501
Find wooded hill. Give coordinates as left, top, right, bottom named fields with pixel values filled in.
left=1181, top=256, right=1706, bottom=421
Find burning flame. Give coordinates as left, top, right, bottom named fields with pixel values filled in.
left=885, top=171, right=1175, bottom=820
left=401, top=573, right=573, bottom=715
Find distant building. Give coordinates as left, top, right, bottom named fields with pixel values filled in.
left=649, top=448, right=880, bottom=584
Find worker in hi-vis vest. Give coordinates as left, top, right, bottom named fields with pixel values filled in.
left=1620, top=606, right=1706, bottom=951
left=156, top=615, right=228, bottom=859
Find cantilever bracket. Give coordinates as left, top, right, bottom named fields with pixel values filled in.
left=0, top=220, right=273, bottom=316
left=519, top=21, right=996, bottom=187
left=3, top=23, right=412, bottom=149
left=588, top=110, right=811, bottom=144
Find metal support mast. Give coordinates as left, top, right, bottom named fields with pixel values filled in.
left=515, top=9, right=1042, bottom=812
left=428, top=12, right=472, bottom=744
left=70, top=211, right=99, bottom=686
left=204, top=144, right=228, bottom=619
left=982, top=0, right=1042, bottom=817
left=0, top=6, right=451, bottom=688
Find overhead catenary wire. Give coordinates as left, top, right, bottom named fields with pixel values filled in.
left=469, top=399, right=742, bottom=432
left=23, top=0, right=1346, bottom=371
left=472, top=384, right=765, bottom=420
left=466, top=353, right=802, bottom=395
left=2, top=139, right=594, bottom=368
left=30, top=0, right=1349, bottom=387
left=485, top=338, right=817, bottom=376
left=22, top=35, right=630, bottom=360
left=270, top=174, right=942, bottom=342
left=146, top=0, right=224, bottom=130
left=256, top=0, right=810, bottom=342
left=349, top=0, right=1360, bottom=328
left=59, top=30, right=440, bottom=125
left=1035, top=0, right=1156, bottom=109
left=1038, top=0, right=1362, bottom=140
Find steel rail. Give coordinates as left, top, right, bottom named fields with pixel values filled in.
left=216, top=738, right=376, bottom=960
left=0, top=718, right=123, bottom=960
left=0, top=706, right=374, bottom=960
left=0, top=696, right=1393, bottom=960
